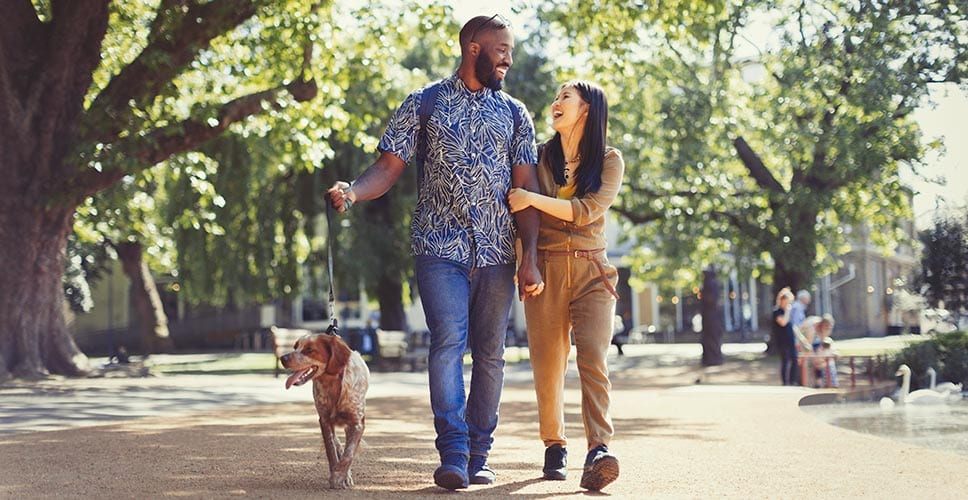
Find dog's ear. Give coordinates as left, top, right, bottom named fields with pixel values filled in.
left=324, top=335, right=352, bottom=375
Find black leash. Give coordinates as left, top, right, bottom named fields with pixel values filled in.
left=325, top=202, right=340, bottom=337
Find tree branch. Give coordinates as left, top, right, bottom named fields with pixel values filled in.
left=72, top=78, right=317, bottom=197
left=81, top=0, right=262, bottom=143
left=733, top=136, right=785, bottom=194
left=610, top=205, right=665, bottom=225
left=0, top=0, right=45, bottom=133
left=26, top=1, right=110, bottom=194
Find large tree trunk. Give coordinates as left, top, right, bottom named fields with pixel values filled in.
left=0, top=1, right=315, bottom=379
left=114, top=241, right=174, bottom=355
left=0, top=206, right=89, bottom=379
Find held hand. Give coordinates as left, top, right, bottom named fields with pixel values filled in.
left=507, top=188, right=531, bottom=213
left=516, top=260, right=544, bottom=301
left=327, top=181, right=354, bottom=213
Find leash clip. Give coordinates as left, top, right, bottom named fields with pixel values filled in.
left=326, top=319, right=340, bottom=337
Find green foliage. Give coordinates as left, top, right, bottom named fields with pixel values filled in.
left=892, top=331, right=968, bottom=390
left=73, top=0, right=457, bottom=309
left=64, top=0, right=968, bottom=322
left=916, top=209, right=968, bottom=312
left=536, top=0, right=966, bottom=295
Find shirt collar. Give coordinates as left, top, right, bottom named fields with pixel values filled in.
left=449, top=73, right=494, bottom=100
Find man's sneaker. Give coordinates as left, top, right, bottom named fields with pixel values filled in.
left=542, top=444, right=568, bottom=480
left=434, top=453, right=469, bottom=490
left=468, top=454, right=496, bottom=485
left=579, top=445, right=619, bottom=491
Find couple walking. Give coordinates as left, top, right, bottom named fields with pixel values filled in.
left=327, top=14, right=624, bottom=492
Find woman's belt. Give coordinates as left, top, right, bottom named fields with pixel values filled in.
left=540, top=248, right=619, bottom=300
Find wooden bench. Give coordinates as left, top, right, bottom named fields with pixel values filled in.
left=269, top=326, right=313, bottom=378
left=374, top=329, right=429, bottom=372
left=798, top=352, right=885, bottom=389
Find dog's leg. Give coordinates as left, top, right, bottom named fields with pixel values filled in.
left=330, top=418, right=364, bottom=489
left=319, top=418, right=340, bottom=477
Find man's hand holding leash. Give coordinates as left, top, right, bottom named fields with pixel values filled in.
left=327, top=181, right=356, bottom=213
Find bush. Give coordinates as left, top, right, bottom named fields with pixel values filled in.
left=891, top=331, right=967, bottom=390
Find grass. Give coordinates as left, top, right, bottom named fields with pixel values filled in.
left=149, top=352, right=280, bottom=375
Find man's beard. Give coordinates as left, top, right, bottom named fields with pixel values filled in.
left=475, top=55, right=505, bottom=91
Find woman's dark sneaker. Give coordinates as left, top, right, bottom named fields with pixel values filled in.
left=542, top=444, right=568, bottom=480
left=579, top=445, right=619, bottom=491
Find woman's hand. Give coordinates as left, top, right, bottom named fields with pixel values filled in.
left=508, top=187, right=532, bottom=213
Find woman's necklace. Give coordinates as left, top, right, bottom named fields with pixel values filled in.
left=564, top=154, right=580, bottom=181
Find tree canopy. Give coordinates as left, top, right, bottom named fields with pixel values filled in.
left=1, top=0, right=965, bottom=379
left=917, top=209, right=968, bottom=314
left=539, top=0, right=967, bottom=296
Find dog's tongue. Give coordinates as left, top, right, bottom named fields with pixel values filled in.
left=285, top=367, right=312, bottom=389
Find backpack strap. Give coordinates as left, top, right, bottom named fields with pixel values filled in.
left=416, top=82, right=441, bottom=187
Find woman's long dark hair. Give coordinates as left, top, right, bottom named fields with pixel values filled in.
left=546, top=80, right=608, bottom=197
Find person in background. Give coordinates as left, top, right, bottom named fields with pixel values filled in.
left=508, top=80, right=624, bottom=491
left=797, top=314, right=837, bottom=387
left=815, top=335, right=839, bottom=388
left=790, top=289, right=811, bottom=330
left=773, top=287, right=797, bottom=386
left=327, top=14, right=543, bottom=490
left=612, top=314, right=626, bottom=356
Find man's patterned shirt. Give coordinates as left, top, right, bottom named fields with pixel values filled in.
left=378, top=74, right=537, bottom=267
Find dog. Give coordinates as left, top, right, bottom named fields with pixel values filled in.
left=280, top=332, right=369, bottom=489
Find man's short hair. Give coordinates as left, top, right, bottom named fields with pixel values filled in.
left=796, top=289, right=811, bottom=301
left=459, top=14, right=511, bottom=50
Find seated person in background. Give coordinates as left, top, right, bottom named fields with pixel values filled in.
left=813, top=336, right=838, bottom=388
left=797, top=315, right=836, bottom=387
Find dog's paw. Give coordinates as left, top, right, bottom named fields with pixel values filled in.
left=329, top=472, right=354, bottom=489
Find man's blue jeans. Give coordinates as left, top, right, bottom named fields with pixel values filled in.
left=416, top=255, right=514, bottom=460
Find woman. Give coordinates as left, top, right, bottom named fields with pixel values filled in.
left=773, top=287, right=797, bottom=385
left=508, top=80, right=624, bottom=492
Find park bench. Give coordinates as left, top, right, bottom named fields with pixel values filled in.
left=269, top=326, right=313, bottom=378
left=374, top=329, right=429, bottom=372
left=798, top=353, right=884, bottom=389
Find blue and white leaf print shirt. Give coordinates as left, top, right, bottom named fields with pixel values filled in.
left=378, top=74, right=537, bottom=268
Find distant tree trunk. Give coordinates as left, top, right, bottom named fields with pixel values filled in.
left=362, top=191, right=409, bottom=332
left=0, top=206, right=89, bottom=378
left=113, top=241, right=173, bottom=355
left=700, top=267, right=724, bottom=366
left=375, top=275, right=407, bottom=331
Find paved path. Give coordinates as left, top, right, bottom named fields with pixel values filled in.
left=1, top=341, right=966, bottom=499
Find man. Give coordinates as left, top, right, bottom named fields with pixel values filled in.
left=788, top=289, right=811, bottom=385
left=790, top=289, right=811, bottom=330
left=327, top=14, right=543, bottom=490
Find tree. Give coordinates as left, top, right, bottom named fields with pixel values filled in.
left=538, top=0, right=967, bottom=300
left=0, top=0, right=325, bottom=378
left=700, top=267, right=725, bottom=366
left=917, top=211, right=968, bottom=315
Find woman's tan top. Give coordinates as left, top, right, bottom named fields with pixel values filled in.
left=535, top=147, right=624, bottom=251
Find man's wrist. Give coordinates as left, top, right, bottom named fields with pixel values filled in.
left=342, top=182, right=356, bottom=208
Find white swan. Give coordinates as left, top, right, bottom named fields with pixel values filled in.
left=895, top=365, right=948, bottom=404
left=927, top=367, right=964, bottom=396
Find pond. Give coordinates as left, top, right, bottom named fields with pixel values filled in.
left=801, top=397, right=968, bottom=456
